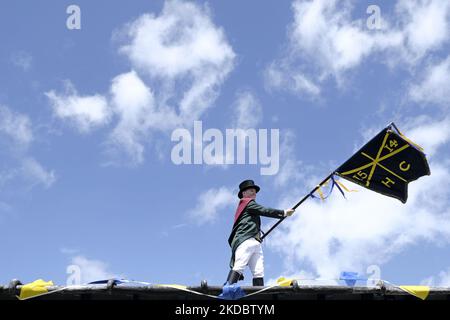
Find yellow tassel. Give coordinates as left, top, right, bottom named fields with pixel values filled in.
left=400, top=133, right=424, bottom=152
left=335, top=180, right=358, bottom=193
left=317, top=187, right=325, bottom=201
left=393, top=126, right=424, bottom=151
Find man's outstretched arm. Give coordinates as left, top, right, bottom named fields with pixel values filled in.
left=247, top=201, right=294, bottom=219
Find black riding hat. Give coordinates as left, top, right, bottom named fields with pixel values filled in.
left=238, top=179, right=260, bottom=198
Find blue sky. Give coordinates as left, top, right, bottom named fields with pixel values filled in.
left=1, top=0, right=450, bottom=287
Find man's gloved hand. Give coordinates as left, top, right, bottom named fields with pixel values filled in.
left=284, top=209, right=295, bottom=217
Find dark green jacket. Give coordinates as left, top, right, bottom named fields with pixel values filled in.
left=228, top=200, right=284, bottom=268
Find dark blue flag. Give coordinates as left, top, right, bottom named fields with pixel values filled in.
left=335, top=124, right=430, bottom=203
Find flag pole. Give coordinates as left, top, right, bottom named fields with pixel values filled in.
left=261, top=122, right=399, bottom=240
left=261, top=172, right=335, bottom=241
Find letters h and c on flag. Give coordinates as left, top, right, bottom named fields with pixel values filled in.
left=335, top=124, right=430, bottom=203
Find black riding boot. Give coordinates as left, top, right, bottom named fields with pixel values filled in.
left=252, top=277, right=264, bottom=286
left=225, top=270, right=242, bottom=285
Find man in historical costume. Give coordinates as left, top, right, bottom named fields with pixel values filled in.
left=226, top=180, right=295, bottom=286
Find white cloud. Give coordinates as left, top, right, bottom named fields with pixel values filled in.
left=274, top=130, right=307, bottom=188
left=20, top=157, right=56, bottom=189
left=119, top=0, right=235, bottom=122
left=266, top=0, right=450, bottom=97
left=48, top=0, right=235, bottom=165
left=1, top=158, right=55, bottom=191
left=227, top=91, right=264, bottom=164
left=398, top=0, right=450, bottom=61
left=0, top=106, right=55, bottom=194
left=405, top=117, right=450, bottom=156
left=422, top=268, right=450, bottom=287
left=121, top=1, right=234, bottom=78
left=46, top=81, right=111, bottom=133
left=70, top=255, right=120, bottom=284
left=60, top=247, right=80, bottom=255
left=270, top=163, right=450, bottom=279
left=0, top=105, right=33, bottom=148
left=265, top=62, right=321, bottom=97
left=274, top=157, right=305, bottom=189
left=111, top=71, right=154, bottom=115
left=291, top=73, right=321, bottom=96
left=409, top=56, right=450, bottom=107
left=290, top=0, right=376, bottom=74
left=189, top=186, right=235, bottom=225
left=231, top=91, right=262, bottom=129
left=10, top=51, right=33, bottom=71
left=108, top=70, right=156, bottom=164
left=268, top=119, right=450, bottom=280
left=158, top=223, right=189, bottom=238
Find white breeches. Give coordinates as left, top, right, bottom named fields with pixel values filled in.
left=232, top=238, right=264, bottom=278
